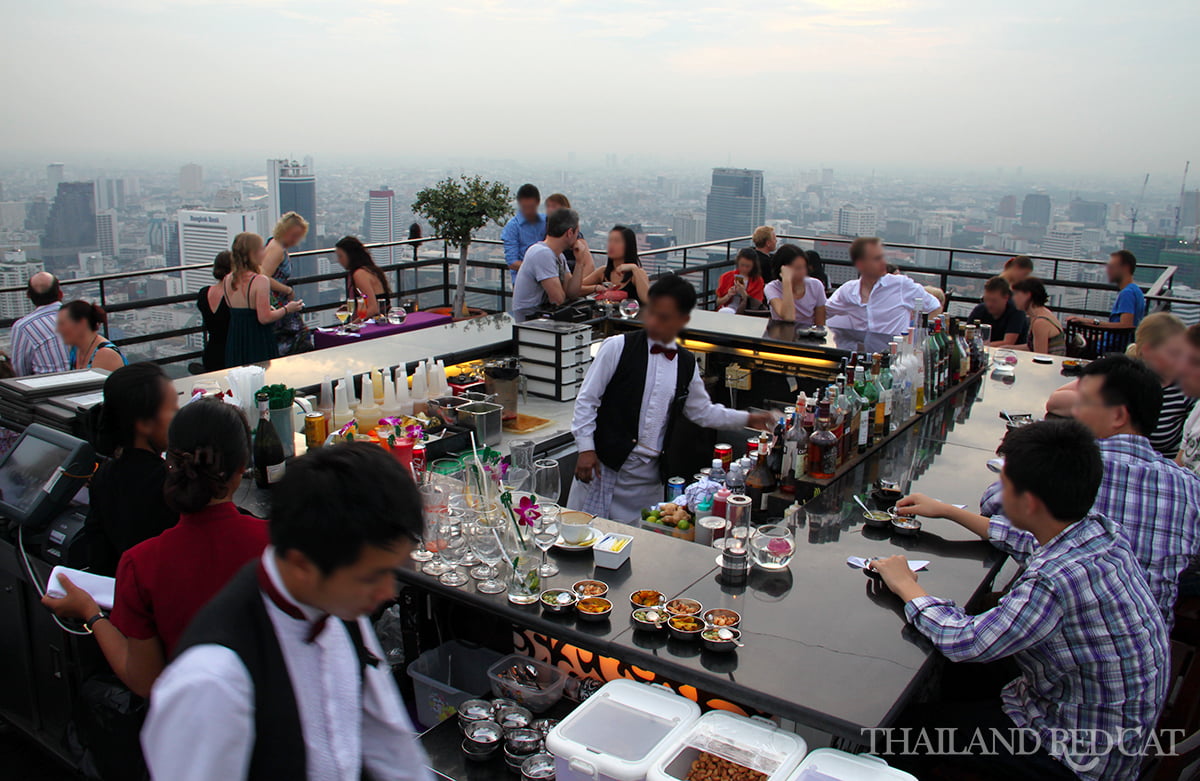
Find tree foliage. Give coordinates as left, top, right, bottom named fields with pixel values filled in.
left=411, top=176, right=512, bottom=249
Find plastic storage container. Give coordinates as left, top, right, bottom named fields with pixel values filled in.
left=788, top=749, right=917, bottom=781
left=547, top=680, right=701, bottom=781
left=406, top=641, right=504, bottom=728
left=647, top=711, right=808, bottom=781
left=487, top=655, right=567, bottom=713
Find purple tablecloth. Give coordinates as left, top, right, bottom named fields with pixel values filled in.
left=312, top=312, right=454, bottom=349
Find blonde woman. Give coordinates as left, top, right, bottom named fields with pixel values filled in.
left=262, top=212, right=310, bottom=354
left=222, top=233, right=304, bottom=366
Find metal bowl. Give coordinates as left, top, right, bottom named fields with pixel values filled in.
left=505, top=728, right=543, bottom=755
left=631, top=607, right=668, bottom=632
left=540, top=588, right=578, bottom=614
left=701, top=627, right=742, bottom=653
left=530, top=719, right=558, bottom=738
left=862, top=510, right=893, bottom=529
left=572, top=579, right=609, bottom=598
left=462, top=738, right=499, bottom=761
left=490, top=698, right=518, bottom=715
left=667, top=614, right=705, bottom=641
left=664, top=598, right=703, bottom=617
left=521, top=753, right=557, bottom=781
left=702, top=608, right=741, bottom=629
left=495, top=706, right=533, bottom=730
left=576, top=597, right=613, bottom=622
left=457, top=698, right=495, bottom=732
left=463, top=720, right=503, bottom=750
left=629, top=589, right=665, bottom=609
left=891, top=516, right=923, bottom=536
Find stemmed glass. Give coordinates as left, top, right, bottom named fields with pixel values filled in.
left=532, top=459, right=561, bottom=504
left=436, top=519, right=469, bottom=588
left=418, top=484, right=448, bottom=574
left=466, top=511, right=508, bottom=594
left=334, top=300, right=353, bottom=333
left=533, top=501, right=560, bottom=578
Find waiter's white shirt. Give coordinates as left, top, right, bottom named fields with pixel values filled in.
left=573, top=333, right=749, bottom=457
left=142, top=548, right=432, bottom=781
left=825, top=273, right=940, bottom=336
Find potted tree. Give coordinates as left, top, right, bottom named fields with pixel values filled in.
left=412, top=176, right=512, bottom=319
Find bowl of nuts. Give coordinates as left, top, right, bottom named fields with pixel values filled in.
left=702, top=608, right=741, bottom=629
left=572, top=579, right=609, bottom=598
left=664, top=598, right=703, bottom=617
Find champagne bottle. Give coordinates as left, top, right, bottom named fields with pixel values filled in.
left=254, top=390, right=286, bottom=488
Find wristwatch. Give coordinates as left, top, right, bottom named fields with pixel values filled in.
left=84, top=612, right=108, bottom=633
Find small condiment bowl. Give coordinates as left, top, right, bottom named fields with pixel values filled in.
left=572, top=579, right=609, bottom=598
left=462, top=738, right=498, bottom=761
left=505, top=728, right=543, bottom=755
left=629, top=589, right=666, bottom=609
left=667, top=613, right=705, bottom=641
left=862, top=509, right=893, bottom=529
left=495, top=706, right=533, bottom=730
left=521, top=753, right=557, bottom=781
left=491, top=697, right=518, bottom=715
left=539, top=588, right=577, bottom=614
left=664, top=598, right=703, bottom=617
left=575, top=596, right=613, bottom=622
left=457, top=698, right=494, bottom=731
left=464, top=719, right=503, bottom=750
left=701, top=626, right=742, bottom=653
left=631, top=607, right=668, bottom=632
left=891, top=516, right=923, bottom=536
left=702, top=608, right=741, bottom=629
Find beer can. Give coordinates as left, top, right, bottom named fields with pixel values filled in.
left=412, top=442, right=427, bottom=481
left=746, top=436, right=760, bottom=455
left=713, top=443, right=733, bottom=470
left=304, top=412, right=328, bottom=449
left=666, top=476, right=686, bottom=500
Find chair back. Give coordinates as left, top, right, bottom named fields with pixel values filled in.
left=1064, top=321, right=1136, bottom=359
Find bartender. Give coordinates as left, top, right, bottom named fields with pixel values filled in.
left=569, top=275, right=773, bottom=522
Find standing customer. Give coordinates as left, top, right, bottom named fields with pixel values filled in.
left=142, top=444, right=432, bottom=781
left=1011, top=277, right=1065, bottom=355
left=764, top=244, right=826, bottom=325
left=10, top=271, right=68, bottom=376
left=197, top=251, right=232, bottom=372
left=752, top=226, right=778, bottom=282
left=223, top=232, right=304, bottom=367
left=261, top=212, right=311, bottom=355
left=335, top=236, right=392, bottom=320
left=825, top=238, right=942, bottom=335
left=999, top=255, right=1034, bottom=286
left=501, top=183, right=545, bottom=281
left=58, top=300, right=126, bottom=371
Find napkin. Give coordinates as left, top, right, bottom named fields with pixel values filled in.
left=847, top=556, right=929, bottom=572
left=46, top=566, right=116, bottom=610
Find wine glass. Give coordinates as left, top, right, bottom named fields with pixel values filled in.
left=436, top=520, right=469, bottom=588
left=620, top=299, right=640, bottom=320
left=418, top=484, right=447, bottom=572
left=334, top=301, right=353, bottom=333
left=448, top=494, right=481, bottom=568
left=466, top=514, right=507, bottom=594
left=533, top=502, right=560, bottom=578
left=532, top=459, right=561, bottom=504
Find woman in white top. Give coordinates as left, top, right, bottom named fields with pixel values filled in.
left=764, top=244, right=827, bottom=325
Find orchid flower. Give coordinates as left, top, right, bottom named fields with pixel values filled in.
left=515, top=496, right=542, bottom=527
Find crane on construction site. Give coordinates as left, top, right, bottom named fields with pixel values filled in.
left=1174, top=161, right=1190, bottom=237
left=1130, top=173, right=1150, bottom=233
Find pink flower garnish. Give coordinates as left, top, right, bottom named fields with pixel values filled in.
left=515, top=496, right=542, bottom=527
left=766, top=537, right=793, bottom=557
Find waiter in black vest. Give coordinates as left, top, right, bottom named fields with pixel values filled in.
left=142, top=445, right=431, bottom=781
left=569, top=274, right=773, bottom=521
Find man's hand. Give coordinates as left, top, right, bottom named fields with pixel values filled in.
left=869, top=555, right=922, bottom=599
left=895, top=492, right=952, bottom=519
left=747, top=411, right=774, bottom=431
left=41, top=574, right=100, bottom=621
left=575, top=450, right=601, bottom=483
left=779, top=265, right=793, bottom=284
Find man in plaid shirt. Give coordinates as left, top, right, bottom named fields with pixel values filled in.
left=981, top=355, right=1200, bottom=628
left=874, top=420, right=1168, bottom=781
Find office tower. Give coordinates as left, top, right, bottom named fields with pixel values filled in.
left=40, top=182, right=97, bottom=270
left=363, top=187, right=396, bottom=267
left=1041, top=228, right=1082, bottom=258
left=836, top=205, right=878, bottom=237
left=266, top=159, right=317, bottom=252
left=1123, top=233, right=1184, bottom=267
left=0, top=250, right=44, bottom=320
left=177, top=208, right=265, bottom=292
left=46, top=163, right=65, bottom=192
left=94, top=176, right=126, bottom=212
left=25, top=198, right=49, bottom=231
left=180, top=163, right=204, bottom=197
left=1182, top=191, right=1200, bottom=233
left=1161, top=247, right=1200, bottom=288
left=0, top=202, right=25, bottom=231
left=1021, top=194, right=1051, bottom=227
left=1068, top=199, right=1107, bottom=228
left=997, top=195, right=1017, bottom=218
left=704, top=168, right=765, bottom=242
left=673, top=212, right=706, bottom=245
left=95, top=210, right=120, bottom=258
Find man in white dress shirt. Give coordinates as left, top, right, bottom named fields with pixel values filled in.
left=825, top=237, right=942, bottom=336
left=569, top=275, right=773, bottom=521
left=142, top=445, right=432, bottom=781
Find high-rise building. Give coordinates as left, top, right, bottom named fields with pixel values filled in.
left=1160, top=247, right=1200, bottom=288
left=266, top=159, right=317, bottom=252
left=177, top=208, right=265, bottom=292
left=997, top=195, right=1017, bottom=218
left=673, top=212, right=706, bottom=245
left=1122, top=233, right=1184, bottom=266
left=0, top=250, right=44, bottom=320
left=1021, top=194, right=1051, bottom=227
left=40, top=181, right=97, bottom=270
left=46, top=163, right=65, bottom=193
left=94, top=176, right=127, bottom=212
left=1068, top=199, right=1107, bottom=228
left=180, top=164, right=204, bottom=197
left=704, top=168, right=765, bottom=243
left=1041, top=228, right=1082, bottom=258
left=1181, top=191, right=1200, bottom=233
left=95, top=210, right=120, bottom=258
left=363, top=187, right=396, bottom=267
left=836, top=205, right=878, bottom=237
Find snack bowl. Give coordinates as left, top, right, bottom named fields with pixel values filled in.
left=572, top=579, right=609, bottom=598
left=463, top=719, right=503, bottom=752
left=521, top=753, right=557, bottom=781
left=495, top=705, right=533, bottom=730
left=630, top=607, right=668, bottom=632
left=457, top=698, right=494, bottom=732
left=701, top=627, right=742, bottom=653
left=891, top=516, right=923, bottom=536
left=862, top=510, right=893, bottom=529
left=703, top=608, right=741, bottom=629
left=505, top=728, right=543, bottom=755
left=629, top=589, right=666, bottom=609
left=539, top=588, right=577, bottom=615
left=664, top=598, right=703, bottom=617
left=462, top=738, right=499, bottom=761
left=575, top=596, right=613, bottom=622
left=667, top=613, right=705, bottom=641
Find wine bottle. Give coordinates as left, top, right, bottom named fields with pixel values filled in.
left=807, top=401, right=838, bottom=480
left=254, top=390, right=286, bottom=488
left=745, top=432, right=776, bottom=514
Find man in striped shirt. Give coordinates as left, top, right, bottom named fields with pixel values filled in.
left=875, top=420, right=1168, bottom=781
left=10, top=272, right=68, bottom=376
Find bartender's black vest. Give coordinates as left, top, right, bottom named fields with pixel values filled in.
left=173, top=562, right=375, bottom=781
left=593, top=330, right=708, bottom=480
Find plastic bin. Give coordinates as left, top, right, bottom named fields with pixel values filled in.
left=487, top=654, right=567, bottom=713
left=647, top=711, right=808, bottom=781
left=407, top=641, right=504, bottom=728
left=788, top=749, right=917, bottom=781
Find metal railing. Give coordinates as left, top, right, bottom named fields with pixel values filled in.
left=0, top=233, right=1182, bottom=373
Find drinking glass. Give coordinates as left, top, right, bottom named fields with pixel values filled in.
left=507, top=553, right=541, bottom=605
left=417, top=484, right=447, bottom=571
left=507, top=440, right=536, bottom=492
left=436, top=520, right=469, bottom=588
left=334, top=301, right=353, bottom=333
left=620, top=299, right=640, bottom=320
left=749, top=524, right=796, bottom=570
left=532, top=459, right=561, bottom=504
left=532, top=502, right=560, bottom=578
left=466, top=515, right=507, bottom=594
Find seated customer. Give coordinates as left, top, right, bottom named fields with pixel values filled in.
left=583, top=225, right=649, bottom=303
left=510, top=208, right=595, bottom=322
left=58, top=300, right=127, bottom=371
left=1179, top=324, right=1200, bottom=475
left=764, top=244, right=826, bottom=325
left=968, top=276, right=1028, bottom=347
left=715, top=248, right=765, bottom=313
left=999, top=254, right=1034, bottom=286
left=43, top=399, right=267, bottom=696
left=1127, top=312, right=1194, bottom=457
left=1011, top=277, right=1065, bottom=355
left=877, top=420, right=1168, bottom=781
left=85, top=363, right=179, bottom=576
left=197, top=251, right=232, bottom=372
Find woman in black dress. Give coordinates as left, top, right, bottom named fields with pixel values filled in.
left=196, top=251, right=232, bottom=372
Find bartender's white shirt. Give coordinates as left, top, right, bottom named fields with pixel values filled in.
left=573, top=334, right=749, bottom=457
left=142, top=548, right=432, bottom=781
left=825, top=273, right=940, bottom=336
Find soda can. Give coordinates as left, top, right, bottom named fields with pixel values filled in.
left=713, top=443, right=733, bottom=470
left=746, top=436, right=760, bottom=455
left=412, top=442, right=427, bottom=481
left=304, top=412, right=328, bottom=450
left=666, top=476, right=686, bottom=500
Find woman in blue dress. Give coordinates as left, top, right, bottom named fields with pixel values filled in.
left=223, top=232, right=305, bottom=367
left=261, top=211, right=310, bottom=355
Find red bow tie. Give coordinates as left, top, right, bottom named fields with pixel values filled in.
left=258, top=561, right=329, bottom=643
left=650, top=344, right=677, bottom=360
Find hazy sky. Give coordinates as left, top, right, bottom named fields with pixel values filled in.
left=3, top=0, right=1197, bottom=175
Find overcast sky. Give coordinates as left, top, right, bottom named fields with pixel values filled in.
left=3, top=0, right=1197, bottom=176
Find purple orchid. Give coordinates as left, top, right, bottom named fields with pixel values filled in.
left=515, top=496, right=542, bottom=527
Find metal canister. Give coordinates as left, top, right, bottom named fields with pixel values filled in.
left=713, top=443, right=733, bottom=470
left=666, top=476, right=686, bottom=500
left=412, top=442, right=427, bottom=481
left=304, top=412, right=328, bottom=449
left=746, top=436, right=760, bottom=455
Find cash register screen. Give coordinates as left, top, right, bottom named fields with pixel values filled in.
left=0, top=436, right=71, bottom=515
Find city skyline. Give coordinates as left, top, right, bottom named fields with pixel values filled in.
left=1, top=1, right=1196, bottom=176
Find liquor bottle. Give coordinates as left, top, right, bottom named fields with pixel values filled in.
left=947, top=318, right=963, bottom=385
left=879, top=352, right=894, bottom=434
left=855, top=363, right=876, bottom=452
left=254, top=390, right=286, bottom=488
left=807, top=401, right=838, bottom=479
left=937, top=317, right=951, bottom=393
left=923, top=316, right=939, bottom=404
left=913, top=314, right=928, bottom=412
left=834, top=378, right=851, bottom=465
left=780, top=406, right=807, bottom=494
left=844, top=366, right=864, bottom=450
left=870, top=353, right=887, bottom=442
left=966, top=325, right=983, bottom=373
left=956, top=320, right=971, bottom=379
left=745, top=432, right=777, bottom=514
left=767, top=417, right=787, bottom=479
